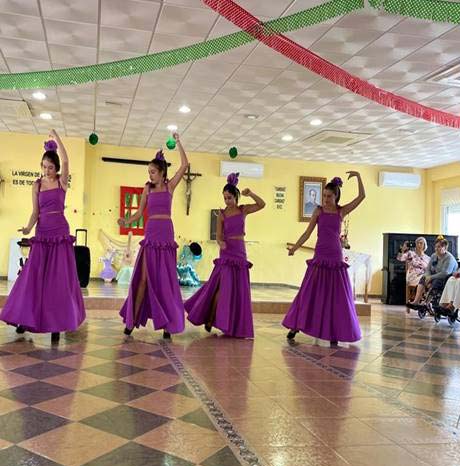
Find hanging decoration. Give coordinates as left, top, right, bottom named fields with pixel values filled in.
left=0, top=0, right=458, bottom=128
left=0, top=1, right=363, bottom=89
left=88, top=132, right=99, bottom=145
left=204, top=0, right=460, bottom=129
left=166, top=136, right=176, bottom=150
left=229, top=146, right=238, bottom=158
left=368, top=0, right=460, bottom=24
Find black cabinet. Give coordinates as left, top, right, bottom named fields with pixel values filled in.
left=382, top=233, right=458, bottom=305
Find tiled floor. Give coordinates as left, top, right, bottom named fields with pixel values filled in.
left=0, top=304, right=458, bottom=465
left=0, top=279, right=299, bottom=303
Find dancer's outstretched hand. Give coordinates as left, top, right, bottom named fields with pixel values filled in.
left=18, top=227, right=31, bottom=235
left=346, top=170, right=360, bottom=179
left=241, top=188, right=251, bottom=196
left=287, top=246, right=296, bottom=256
left=172, top=132, right=180, bottom=141
left=117, top=218, right=127, bottom=227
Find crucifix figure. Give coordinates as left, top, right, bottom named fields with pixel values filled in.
left=183, top=165, right=202, bottom=215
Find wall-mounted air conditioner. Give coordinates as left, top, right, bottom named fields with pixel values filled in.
left=378, top=172, right=421, bottom=189
left=220, top=161, right=264, bottom=179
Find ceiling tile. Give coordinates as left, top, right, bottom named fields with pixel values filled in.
left=0, top=13, right=45, bottom=41
left=49, top=44, right=97, bottom=66
left=41, top=0, right=99, bottom=24
left=0, top=37, right=48, bottom=61
left=100, top=26, right=152, bottom=53
left=156, top=4, right=217, bottom=37
left=45, top=19, right=97, bottom=48
left=0, top=0, right=40, bottom=16
left=101, top=0, right=160, bottom=31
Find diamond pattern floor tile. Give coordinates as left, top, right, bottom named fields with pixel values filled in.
left=0, top=302, right=457, bottom=466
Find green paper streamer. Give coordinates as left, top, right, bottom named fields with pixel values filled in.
left=0, top=0, right=363, bottom=89
left=369, top=0, right=460, bottom=24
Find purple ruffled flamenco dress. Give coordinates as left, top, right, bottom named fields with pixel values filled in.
left=0, top=178, right=86, bottom=332
left=283, top=208, right=361, bottom=342
left=185, top=208, right=254, bottom=338
left=119, top=185, right=184, bottom=334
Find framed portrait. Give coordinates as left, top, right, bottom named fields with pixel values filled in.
left=299, top=176, right=326, bottom=222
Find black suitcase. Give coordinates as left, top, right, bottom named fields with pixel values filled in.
left=74, top=229, right=90, bottom=288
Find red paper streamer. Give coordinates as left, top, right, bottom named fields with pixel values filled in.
left=204, top=0, right=460, bottom=129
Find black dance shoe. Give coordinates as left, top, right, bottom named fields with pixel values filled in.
left=51, top=332, right=60, bottom=343
left=124, top=327, right=133, bottom=336
left=16, top=325, right=26, bottom=334
left=204, top=323, right=212, bottom=333
left=163, top=331, right=171, bottom=339
left=286, top=330, right=298, bottom=340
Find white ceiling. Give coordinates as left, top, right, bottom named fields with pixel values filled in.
left=1, top=0, right=460, bottom=168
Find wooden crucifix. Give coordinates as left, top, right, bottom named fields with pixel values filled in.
left=183, top=165, right=202, bottom=215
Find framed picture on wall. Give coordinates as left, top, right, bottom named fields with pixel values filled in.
left=299, top=177, right=326, bottom=222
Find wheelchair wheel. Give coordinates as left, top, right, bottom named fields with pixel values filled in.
left=426, top=303, right=435, bottom=316
left=418, top=309, right=426, bottom=319
left=448, top=311, right=458, bottom=327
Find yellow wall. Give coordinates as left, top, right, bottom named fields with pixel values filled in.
left=84, top=142, right=426, bottom=294
left=0, top=132, right=428, bottom=294
left=0, top=132, right=86, bottom=275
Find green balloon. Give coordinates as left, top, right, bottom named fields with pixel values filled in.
left=166, top=137, right=176, bottom=150
left=229, top=147, right=238, bottom=158
left=89, top=132, right=99, bottom=145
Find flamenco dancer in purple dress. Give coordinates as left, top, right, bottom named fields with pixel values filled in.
left=185, top=173, right=265, bottom=338
left=283, top=172, right=365, bottom=346
left=0, top=130, right=85, bottom=342
left=119, top=133, right=188, bottom=339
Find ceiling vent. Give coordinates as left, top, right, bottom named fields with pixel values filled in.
left=425, top=61, right=460, bottom=87
left=0, top=99, right=32, bottom=119
left=303, top=130, right=370, bottom=146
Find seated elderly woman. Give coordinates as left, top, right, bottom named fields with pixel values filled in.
left=409, top=236, right=457, bottom=306
left=397, top=237, right=430, bottom=306
left=439, top=270, right=460, bottom=311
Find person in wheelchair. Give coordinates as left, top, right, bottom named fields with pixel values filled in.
left=408, top=236, right=457, bottom=309
left=438, top=270, right=460, bottom=313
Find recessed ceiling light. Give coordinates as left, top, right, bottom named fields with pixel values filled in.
left=32, top=91, right=46, bottom=101
left=310, top=118, right=322, bottom=126
left=282, top=134, right=293, bottom=142
left=245, top=114, right=258, bottom=120
left=167, top=124, right=178, bottom=131
left=39, top=112, right=52, bottom=120
left=179, top=105, right=190, bottom=113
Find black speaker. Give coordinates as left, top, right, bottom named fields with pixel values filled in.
left=74, top=229, right=91, bottom=288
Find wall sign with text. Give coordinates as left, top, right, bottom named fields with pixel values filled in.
left=10, top=169, right=72, bottom=187
left=274, top=186, right=286, bottom=210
